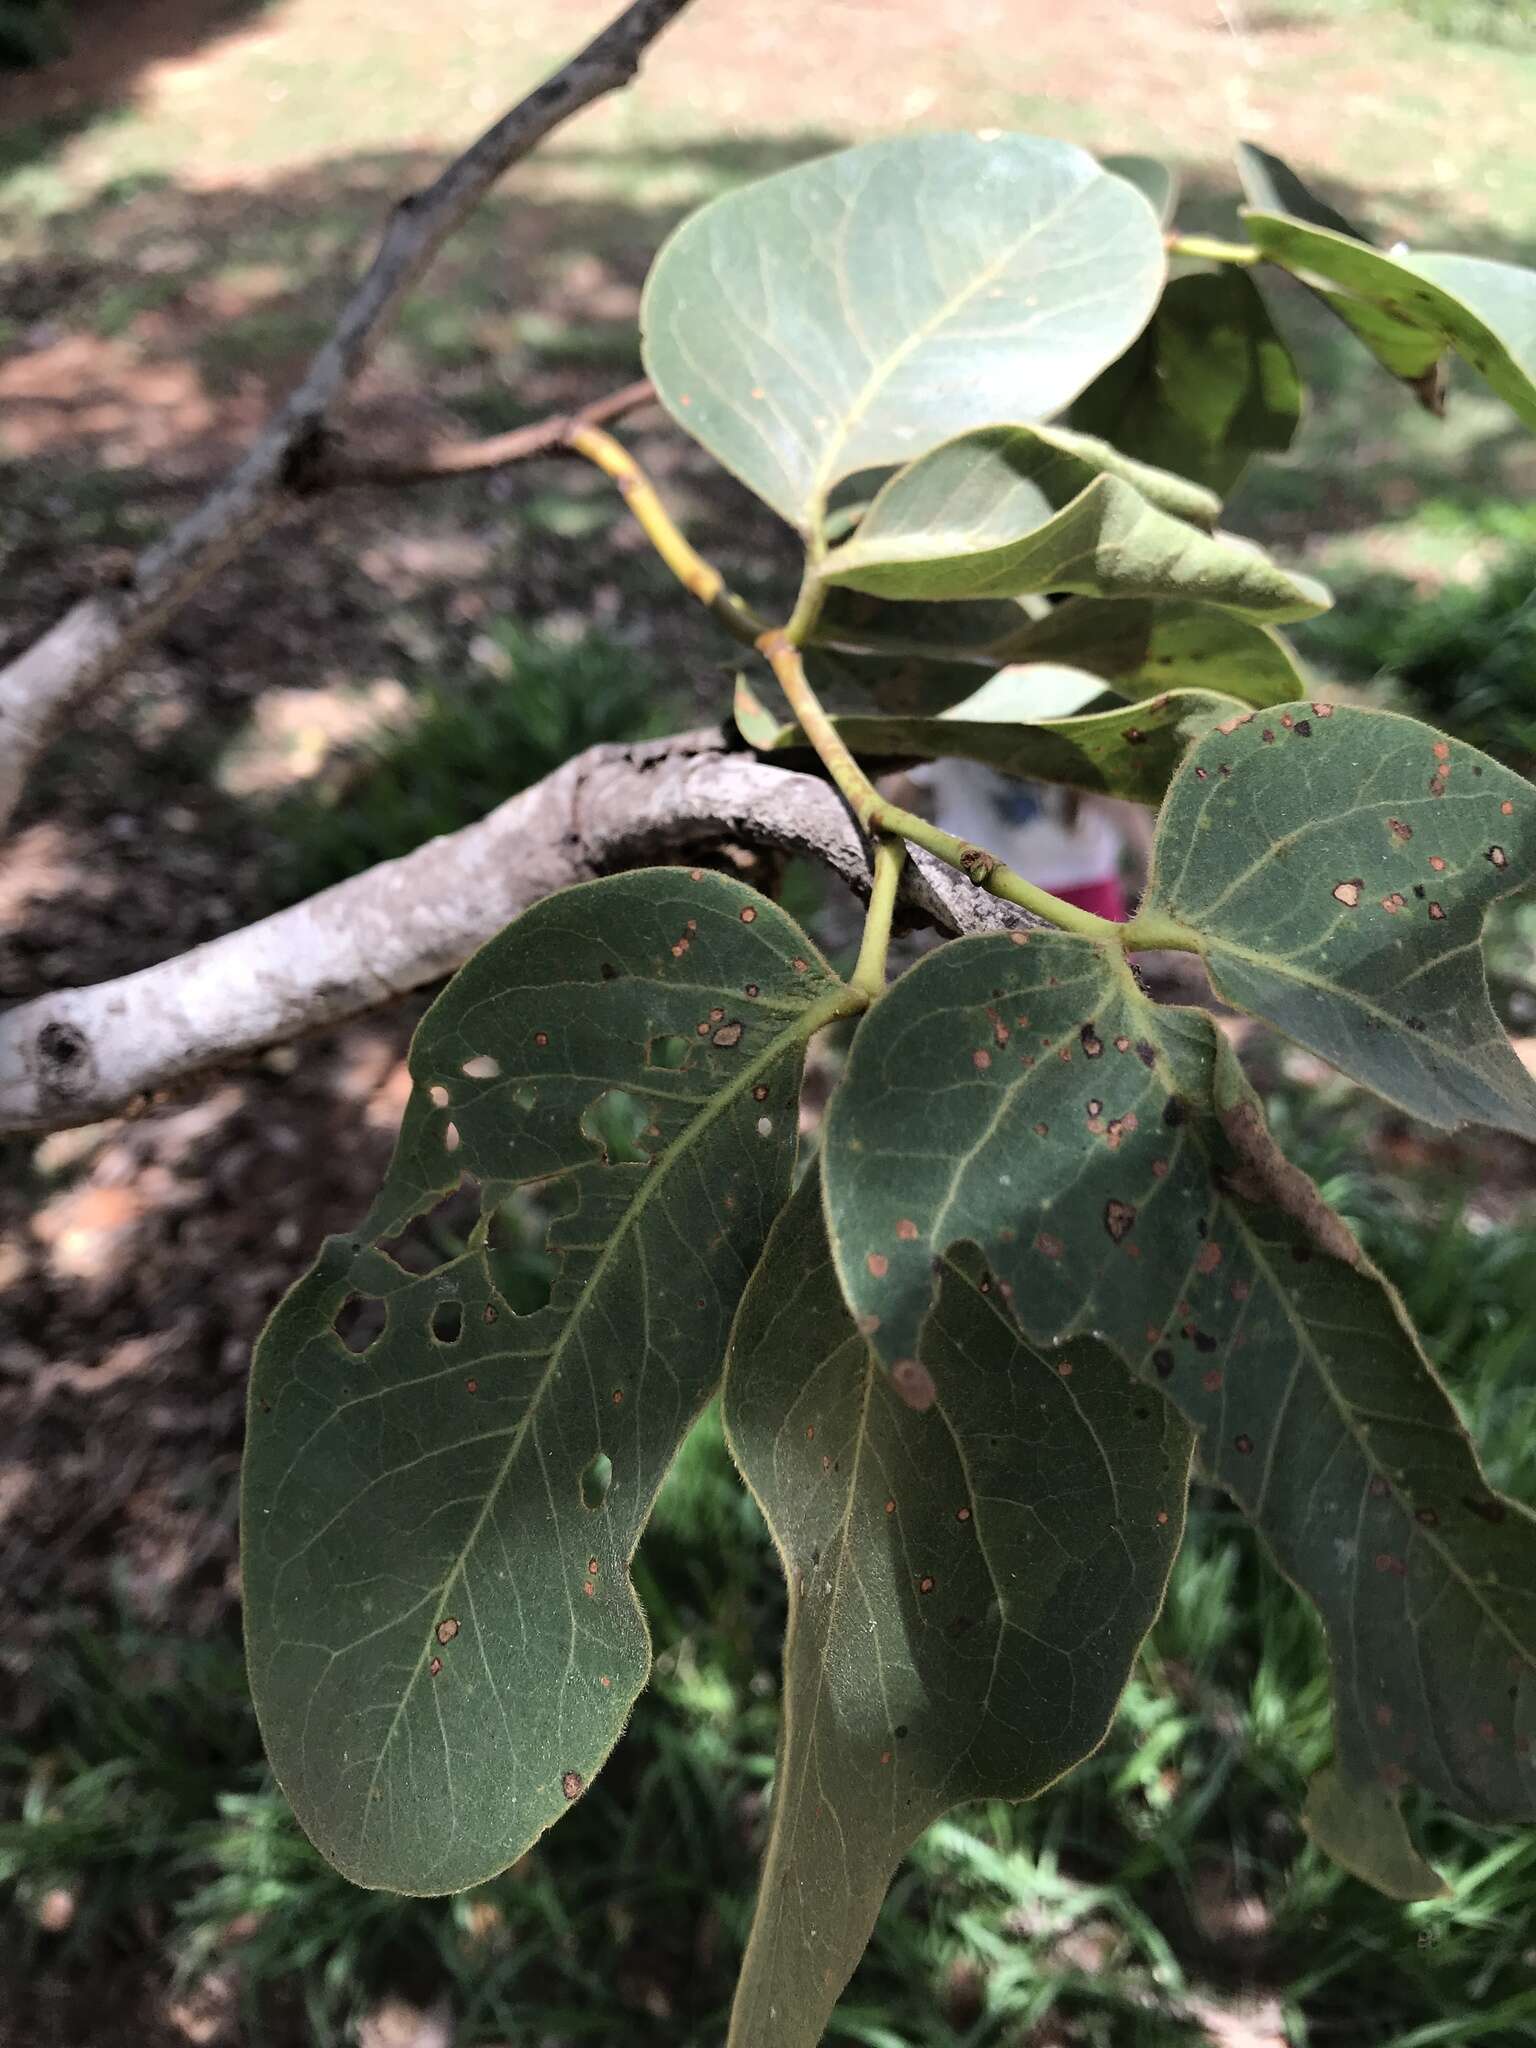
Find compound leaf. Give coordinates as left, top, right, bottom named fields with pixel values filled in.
left=822, top=930, right=1536, bottom=1863
left=1071, top=269, right=1303, bottom=495
left=990, top=595, right=1310, bottom=708
left=1140, top=702, right=1536, bottom=1135
left=641, top=133, right=1164, bottom=535
left=723, top=1169, right=1189, bottom=2048
left=244, top=871, right=846, bottom=1893
left=821, top=429, right=1329, bottom=619
left=735, top=669, right=1232, bottom=805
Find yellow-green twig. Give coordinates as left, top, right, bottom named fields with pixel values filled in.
left=1166, top=232, right=1262, bottom=267
left=850, top=836, right=906, bottom=998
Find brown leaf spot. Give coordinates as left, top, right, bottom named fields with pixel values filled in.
left=1486, top=844, right=1509, bottom=869
left=1087, top=1097, right=1103, bottom=1118
left=1033, top=1121, right=1049, bottom=1137
left=436, top=1618, right=460, bottom=1646
left=1230, top=1278, right=1251, bottom=1302
left=884, top=1498, right=896, bottom=1515
left=1234, top=1434, right=1254, bottom=1455
left=1217, top=712, right=1254, bottom=735
left=1081, top=1023, right=1104, bottom=1059
left=600, top=1674, right=612, bottom=1689
left=709, top=1006, right=724, bottom=1023
left=1153, top=1349, right=1175, bottom=1378
left=1332, top=879, right=1363, bottom=909
left=1202, top=1369, right=1223, bottom=1393
left=1415, top=1506, right=1439, bottom=1528
left=465, top=1378, right=478, bottom=1394
left=534, top=1032, right=549, bottom=1048
left=792, top=956, right=808, bottom=972
left=1137, top=1040, right=1157, bottom=1069
left=739, top=906, right=757, bottom=923
left=1428, top=856, right=1447, bottom=871
left=892, top=1359, right=937, bottom=1411
left=611, top=1388, right=624, bottom=1405
left=1311, top=701, right=1335, bottom=717
left=1261, top=727, right=1276, bottom=744
left=711, top=1020, right=745, bottom=1048
left=1381, top=892, right=1406, bottom=913
left=1036, top=1232, right=1065, bottom=1261
left=918, top=1575, right=936, bottom=1596
left=879, top=1749, right=893, bottom=1766
left=1156, top=1509, right=1170, bottom=1526
left=1123, top=726, right=1147, bottom=745
left=1477, top=1719, right=1497, bottom=1742
left=1195, top=1241, right=1223, bottom=1275
left=744, top=982, right=760, bottom=997
left=1433, top=740, right=1451, bottom=761
left=972, top=1049, right=992, bottom=1071
left=956, top=1506, right=972, bottom=1522
left=805, top=1425, right=815, bottom=1441
left=1388, top=818, right=1413, bottom=842
left=429, top=1657, right=442, bottom=1677
left=1375, top=1704, right=1394, bottom=1729
left=582, top=1579, right=595, bottom=1598
left=1428, top=901, right=1446, bottom=921
left=1057, top=1360, right=1074, bottom=1378
left=1293, top=718, right=1313, bottom=737
left=562, top=1771, right=584, bottom=1801
left=896, top=1218, right=919, bottom=1241
left=867, top=1252, right=889, bottom=1278
left=1103, top=1199, right=1137, bottom=1244
left=1195, top=766, right=1209, bottom=781
left=857, top=1312, right=880, bottom=1336
left=1501, top=800, right=1514, bottom=816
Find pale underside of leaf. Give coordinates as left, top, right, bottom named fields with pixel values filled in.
left=822, top=930, right=1536, bottom=1849
left=988, top=595, right=1310, bottom=709
left=244, top=871, right=844, bottom=1893
left=723, top=1170, right=1189, bottom=2048
left=1141, top=701, right=1536, bottom=1135
left=640, top=132, right=1165, bottom=533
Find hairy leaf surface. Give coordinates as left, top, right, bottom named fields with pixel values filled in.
left=723, top=1171, right=1189, bottom=2048
left=821, top=430, right=1328, bottom=618
left=244, top=872, right=846, bottom=1892
left=1070, top=270, right=1302, bottom=494
left=734, top=670, right=1230, bottom=805
left=822, top=931, right=1536, bottom=1844
left=640, top=133, right=1164, bottom=533
left=1140, top=702, right=1536, bottom=1134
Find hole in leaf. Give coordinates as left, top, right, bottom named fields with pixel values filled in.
left=581, top=1452, right=613, bottom=1510
left=461, top=1054, right=502, bottom=1080
left=444, top=1121, right=461, bottom=1153
left=647, top=1033, right=692, bottom=1071
left=332, top=1292, right=383, bottom=1355
left=430, top=1299, right=463, bottom=1344
left=483, top=1195, right=554, bottom=1315
left=429, top=1084, right=450, bottom=1108
left=513, top=1083, right=536, bottom=1111
left=581, top=1089, right=651, bottom=1164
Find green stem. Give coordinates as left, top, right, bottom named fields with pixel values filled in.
left=1166, top=232, right=1262, bottom=268
left=756, top=630, right=1126, bottom=944
left=850, top=836, right=905, bottom=998
left=1118, top=910, right=1202, bottom=953
left=565, top=422, right=768, bottom=647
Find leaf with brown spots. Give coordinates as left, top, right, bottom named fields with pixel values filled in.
left=722, top=1170, right=1188, bottom=2048
left=244, top=871, right=847, bottom=1893
left=823, top=930, right=1536, bottom=1881
left=1141, top=703, right=1536, bottom=1135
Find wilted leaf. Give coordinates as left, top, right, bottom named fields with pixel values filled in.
left=1243, top=211, right=1536, bottom=430
left=821, top=430, right=1328, bottom=619
left=244, top=871, right=848, bottom=1892
left=1071, top=270, right=1303, bottom=494
left=1140, top=702, right=1536, bottom=1134
left=735, top=669, right=1230, bottom=805
left=989, top=595, right=1309, bottom=708
left=640, top=133, right=1164, bottom=534
left=822, top=929, right=1536, bottom=1855
left=723, top=1170, right=1189, bottom=2048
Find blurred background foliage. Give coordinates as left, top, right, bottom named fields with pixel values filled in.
left=5, top=0, right=1536, bottom=2042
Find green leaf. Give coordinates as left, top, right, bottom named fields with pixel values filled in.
left=640, top=133, right=1165, bottom=535
left=1302, top=1767, right=1449, bottom=1903
left=821, top=429, right=1330, bottom=620
left=1140, top=701, right=1536, bottom=1135
left=800, top=591, right=1020, bottom=716
left=735, top=670, right=1233, bottom=805
left=1101, top=152, right=1179, bottom=228
left=990, top=596, right=1310, bottom=708
left=822, top=930, right=1536, bottom=1850
left=723, top=1170, right=1189, bottom=2048
left=1070, top=270, right=1303, bottom=495
left=1243, top=212, right=1536, bottom=430
left=1235, top=141, right=1448, bottom=407
left=243, top=871, right=847, bottom=1893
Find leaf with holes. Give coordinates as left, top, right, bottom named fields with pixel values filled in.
left=821, top=928, right=1536, bottom=1866
left=1242, top=209, right=1536, bottom=431
left=820, top=429, right=1329, bottom=619
left=1139, top=702, right=1536, bottom=1134
left=243, top=870, right=848, bottom=1893
left=1070, top=270, right=1303, bottom=494
left=722, top=1169, right=1189, bottom=2048
left=989, top=595, right=1309, bottom=709
left=640, top=133, right=1165, bottom=535
left=733, top=670, right=1231, bottom=805
left=1235, top=142, right=1447, bottom=406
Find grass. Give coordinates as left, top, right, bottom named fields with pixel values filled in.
left=7, top=1132, right=1536, bottom=2046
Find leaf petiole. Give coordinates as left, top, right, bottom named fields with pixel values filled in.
left=849, top=835, right=906, bottom=998
left=1166, top=232, right=1263, bottom=267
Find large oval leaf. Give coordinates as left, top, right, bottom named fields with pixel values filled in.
left=735, top=670, right=1231, bottom=805
left=723, top=1169, right=1189, bottom=2048
left=1069, top=269, right=1303, bottom=495
left=821, top=931, right=1536, bottom=1848
left=1139, top=702, right=1536, bottom=1135
left=244, top=871, right=848, bottom=1893
left=821, top=431, right=1330, bottom=620
left=990, top=595, right=1310, bottom=708
left=640, top=133, right=1165, bottom=535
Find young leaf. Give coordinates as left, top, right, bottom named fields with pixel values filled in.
left=734, top=670, right=1233, bottom=806
left=640, top=133, right=1165, bottom=535
left=1242, top=211, right=1536, bottom=431
left=990, top=595, right=1310, bottom=709
left=821, top=931, right=1536, bottom=1853
left=723, top=1170, right=1190, bottom=2048
left=243, top=871, right=848, bottom=1893
left=1235, top=141, right=1447, bottom=406
left=1139, top=702, right=1536, bottom=1135
left=821, top=432, right=1329, bottom=619
left=1070, top=270, right=1303, bottom=495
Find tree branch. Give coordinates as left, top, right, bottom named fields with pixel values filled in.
left=314, top=379, right=658, bottom=487
left=0, top=736, right=1031, bottom=1136
left=0, top=0, right=694, bottom=836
